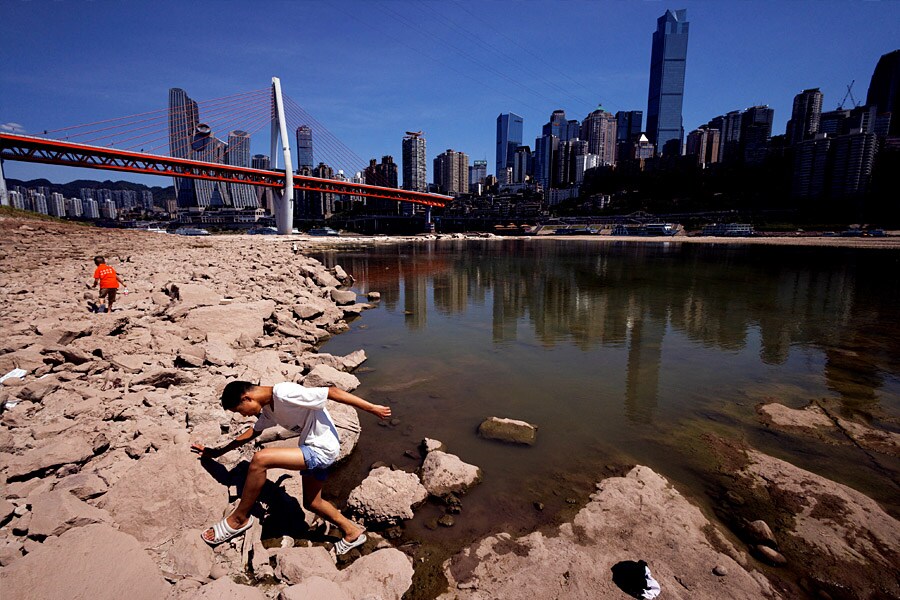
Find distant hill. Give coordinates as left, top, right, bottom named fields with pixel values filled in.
left=7, top=178, right=175, bottom=202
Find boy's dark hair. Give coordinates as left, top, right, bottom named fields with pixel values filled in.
left=221, top=381, right=256, bottom=410
left=94, top=256, right=105, bottom=265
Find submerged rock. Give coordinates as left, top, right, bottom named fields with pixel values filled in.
left=477, top=416, right=537, bottom=445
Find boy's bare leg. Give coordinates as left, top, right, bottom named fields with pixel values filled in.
left=302, top=475, right=364, bottom=543
left=202, top=447, right=305, bottom=542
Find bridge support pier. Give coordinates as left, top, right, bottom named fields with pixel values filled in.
left=271, top=77, right=294, bottom=235
left=0, top=159, right=9, bottom=207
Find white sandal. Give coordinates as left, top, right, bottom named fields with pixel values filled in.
left=201, top=515, right=255, bottom=546
left=334, top=532, right=367, bottom=555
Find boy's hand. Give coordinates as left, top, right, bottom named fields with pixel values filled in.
left=370, top=404, right=391, bottom=420
left=190, top=443, right=221, bottom=460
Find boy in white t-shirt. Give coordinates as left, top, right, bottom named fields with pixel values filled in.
left=191, top=381, right=391, bottom=553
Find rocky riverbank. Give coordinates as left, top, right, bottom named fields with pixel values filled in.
left=1, top=217, right=898, bottom=599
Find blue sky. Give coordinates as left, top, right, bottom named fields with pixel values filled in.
left=1, top=0, right=898, bottom=186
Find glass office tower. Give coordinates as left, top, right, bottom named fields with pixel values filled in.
left=496, top=113, right=523, bottom=185
left=646, top=9, right=689, bottom=155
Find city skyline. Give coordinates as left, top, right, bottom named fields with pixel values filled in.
left=2, top=1, right=899, bottom=186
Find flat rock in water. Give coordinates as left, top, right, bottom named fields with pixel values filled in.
left=330, top=289, right=357, bottom=306
left=478, top=416, right=537, bottom=445
left=0, top=524, right=169, bottom=600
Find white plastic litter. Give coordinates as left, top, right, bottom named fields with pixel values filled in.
left=642, top=565, right=661, bottom=599
left=0, top=368, right=27, bottom=384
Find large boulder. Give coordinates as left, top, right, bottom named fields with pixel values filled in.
left=4, top=436, right=95, bottom=480
left=235, top=349, right=303, bottom=385
left=275, top=545, right=336, bottom=584
left=187, top=577, right=267, bottom=600
left=478, top=417, right=537, bottom=445
left=181, top=300, right=276, bottom=343
left=303, top=364, right=360, bottom=392
left=339, top=548, right=414, bottom=599
left=330, top=289, right=357, bottom=306
left=347, top=467, right=427, bottom=525
left=299, top=350, right=367, bottom=373
left=735, top=448, right=900, bottom=598
left=28, top=489, right=111, bottom=538
left=168, top=528, right=215, bottom=579
left=438, top=466, right=778, bottom=599
left=0, top=524, right=169, bottom=600
left=132, top=368, right=196, bottom=388
left=100, top=446, right=224, bottom=547
left=420, top=451, right=482, bottom=497
left=169, top=282, right=220, bottom=306
left=280, top=576, right=349, bottom=600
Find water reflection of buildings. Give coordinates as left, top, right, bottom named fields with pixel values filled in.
left=320, top=243, right=899, bottom=413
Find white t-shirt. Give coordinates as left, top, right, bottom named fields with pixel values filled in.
left=252, top=382, right=340, bottom=464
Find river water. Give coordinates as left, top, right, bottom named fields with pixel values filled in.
left=313, top=239, right=900, bottom=589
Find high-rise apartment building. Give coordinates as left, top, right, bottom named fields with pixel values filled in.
left=646, top=9, right=689, bottom=155
left=190, top=124, right=230, bottom=207
left=402, top=131, right=427, bottom=192
left=296, top=126, right=314, bottom=170
left=786, top=88, right=823, bottom=146
left=496, top=113, right=523, bottom=185
left=581, top=108, right=617, bottom=165
left=685, top=127, right=720, bottom=167
left=866, top=49, right=900, bottom=136
left=512, top=147, right=532, bottom=184
left=433, top=149, right=469, bottom=196
left=740, top=106, right=774, bottom=165
left=615, top=110, right=643, bottom=162
left=226, top=130, right=257, bottom=209
left=363, top=156, right=399, bottom=214
left=401, top=131, right=427, bottom=216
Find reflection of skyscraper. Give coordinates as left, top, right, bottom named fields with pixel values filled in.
left=403, top=270, right=427, bottom=330
left=226, top=130, right=257, bottom=208
left=496, top=113, right=523, bottom=185
left=296, top=126, right=313, bottom=170
left=624, top=308, right=665, bottom=423
left=646, top=9, right=689, bottom=155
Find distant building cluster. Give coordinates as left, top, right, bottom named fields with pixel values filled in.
left=5, top=184, right=155, bottom=221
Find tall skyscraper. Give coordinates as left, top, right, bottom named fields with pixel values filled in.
left=512, top=147, right=531, bottom=184
left=363, top=156, right=399, bottom=214
left=190, top=123, right=230, bottom=207
left=866, top=49, right=900, bottom=136
left=433, top=149, right=469, bottom=196
left=296, top=125, right=314, bottom=170
left=469, top=159, right=487, bottom=191
left=686, top=127, right=720, bottom=167
left=168, top=88, right=199, bottom=208
left=402, top=131, right=427, bottom=192
left=226, top=130, right=257, bottom=209
left=740, top=105, right=774, bottom=165
left=402, top=131, right=427, bottom=216
left=615, top=110, right=643, bottom=161
left=786, top=88, right=823, bottom=146
left=496, top=113, right=523, bottom=185
left=646, top=9, right=689, bottom=155
left=581, top=108, right=617, bottom=165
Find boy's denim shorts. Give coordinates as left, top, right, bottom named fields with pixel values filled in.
left=300, top=445, right=332, bottom=481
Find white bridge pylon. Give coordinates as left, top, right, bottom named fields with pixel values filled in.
left=270, top=77, right=294, bottom=234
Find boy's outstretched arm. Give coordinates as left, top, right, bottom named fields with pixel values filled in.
left=191, top=427, right=260, bottom=460
left=327, top=387, right=391, bottom=420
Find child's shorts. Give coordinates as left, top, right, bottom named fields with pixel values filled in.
left=300, top=445, right=332, bottom=481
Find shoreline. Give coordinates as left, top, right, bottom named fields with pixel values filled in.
left=285, top=231, right=900, bottom=249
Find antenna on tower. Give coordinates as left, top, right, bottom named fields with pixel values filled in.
left=837, top=80, right=860, bottom=110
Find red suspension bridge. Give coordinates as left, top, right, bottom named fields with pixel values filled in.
left=0, top=77, right=450, bottom=233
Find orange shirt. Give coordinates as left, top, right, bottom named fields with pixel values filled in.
left=93, top=265, right=119, bottom=289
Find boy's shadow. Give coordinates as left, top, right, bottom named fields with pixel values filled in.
left=199, top=457, right=334, bottom=543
